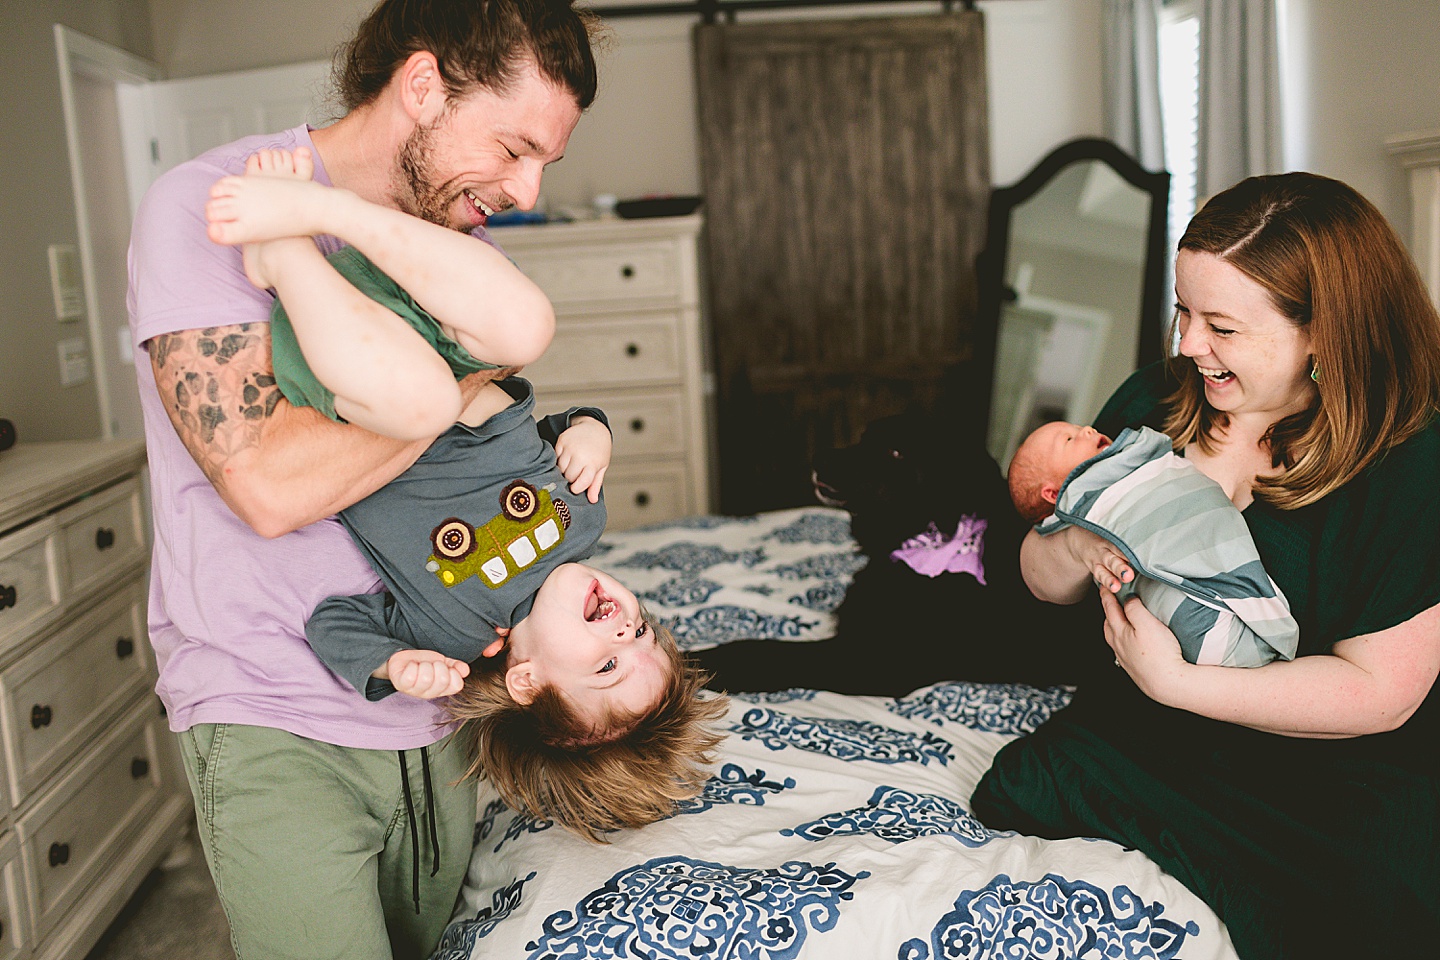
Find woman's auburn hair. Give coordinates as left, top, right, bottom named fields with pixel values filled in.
left=445, top=622, right=728, bottom=843
left=1164, top=171, right=1440, bottom=509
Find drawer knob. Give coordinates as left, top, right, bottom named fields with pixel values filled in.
left=30, top=704, right=53, bottom=729
left=629, top=418, right=645, bottom=433
left=0, top=583, right=15, bottom=611
left=48, top=842, right=70, bottom=867
left=620, top=264, right=635, bottom=279
left=116, top=636, right=136, bottom=659
left=95, top=526, right=116, bottom=550
left=625, top=343, right=640, bottom=358
left=634, top=491, right=651, bottom=508
left=131, top=757, right=150, bottom=779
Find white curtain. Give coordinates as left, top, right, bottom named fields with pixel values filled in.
left=1102, top=0, right=1166, bottom=171
left=1196, top=0, right=1283, bottom=198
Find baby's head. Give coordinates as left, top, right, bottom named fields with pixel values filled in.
left=449, top=562, right=728, bottom=841
left=1007, top=420, right=1112, bottom=524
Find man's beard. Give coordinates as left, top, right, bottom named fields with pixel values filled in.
left=393, top=119, right=459, bottom=229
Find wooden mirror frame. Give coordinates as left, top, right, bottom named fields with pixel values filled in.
left=971, top=137, right=1171, bottom=436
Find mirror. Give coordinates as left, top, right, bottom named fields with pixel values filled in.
left=973, top=138, right=1170, bottom=469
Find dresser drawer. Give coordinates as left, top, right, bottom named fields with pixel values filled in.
left=1, top=583, right=150, bottom=806
left=535, top=389, right=688, bottom=459
left=0, top=832, right=27, bottom=960
left=17, top=700, right=165, bottom=941
left=56, top=479, right=145, bottom=601
left=524, top=314, right=683, bottom=390
left=0, top=518, right=61, bottom=658
left=604, top=464, right=692, bottom=532
left=511, top=241, right=681, bottom=306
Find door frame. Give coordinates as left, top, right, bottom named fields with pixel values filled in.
left=53, top=25, right=161, bottom=440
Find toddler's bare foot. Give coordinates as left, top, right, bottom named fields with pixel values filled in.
left=244, top=147, right=315, bottom=181
left=206, top=150, right=336, bottom=249
left=238, top=236, right=314, bottom=291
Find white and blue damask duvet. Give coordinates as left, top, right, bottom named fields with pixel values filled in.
left=430, top=511, right=1240, bottom=960
left=435, top=689, right=1240, bottom=958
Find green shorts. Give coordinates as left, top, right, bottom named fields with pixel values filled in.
left=176, top=723, right=477, bottom=960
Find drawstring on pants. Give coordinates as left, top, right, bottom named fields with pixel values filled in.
left=397, top=745, right=442, bottom=914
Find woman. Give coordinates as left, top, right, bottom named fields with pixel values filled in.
left=971, top=172, right=1440, bottom=959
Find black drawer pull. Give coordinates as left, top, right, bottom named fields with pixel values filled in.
left=629, top=418, right=645, bottom=433
left=624, top=343, right=640, bottom=358
left=0, top=583, right=15, bottom=611
left=634, top=492, right=651, bottom=508
left=116, top=636, right=135, bottom=659
left=31, top=704, right=53, bottom=729
left=620, top=264, right=635, bottom=279
left=95, top=527, right=116, bottom=550
left=131, top=757, right=150, bottom=779
left=48, top=842, right=70, bottom=867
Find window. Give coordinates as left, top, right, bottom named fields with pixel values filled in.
left=1159, top=0, right=1200, bottom=254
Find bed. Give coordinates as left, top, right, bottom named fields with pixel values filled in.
left=431, top=508, right=1240, bottom=960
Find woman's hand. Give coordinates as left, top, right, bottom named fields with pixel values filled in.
left=1101, top=589, right=1188, bottom=700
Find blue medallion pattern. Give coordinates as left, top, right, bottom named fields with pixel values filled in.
left=732, top=708, right=954, bottom=765
left=674, top=763, right=798, bottom=815
left=889, top=682, right=1074, bottom=735
left=663, top=606, right=821, bottom=649
left=431, top=872, right=537, bottom=960
left=898, top=873, right=1200, bottom=960
left=640, top=575, right=725, bottom=607
left=524, top=857, right=867, bottom=960
left=490, top=810, right=558, bottom=853
left=771, top=550, right=869, bottom=581
left=734, top=688, right=819, bottom=704
left=474, top=798, right=506, bottom=847
left=782, top=786, right=993, bottom=846
left=765, top=512, right=854, bottom=545
left=787, top=580, right=849, bottom=612
left=614, top=542, right=766, bottom=575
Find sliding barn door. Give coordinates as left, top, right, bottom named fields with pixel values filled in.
left=695, top=12, right=990, bottom=514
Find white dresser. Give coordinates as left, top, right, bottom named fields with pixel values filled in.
left=493, top=214, right=714, bottom=530
left=0, top=441, right=190, bottom=960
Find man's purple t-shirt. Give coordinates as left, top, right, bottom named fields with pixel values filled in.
left=127, top=125, right=462, bottom=749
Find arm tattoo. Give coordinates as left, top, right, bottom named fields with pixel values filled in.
left=150, top=324, right=281, bottom=486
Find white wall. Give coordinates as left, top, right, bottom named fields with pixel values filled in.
left=1282, top=0, right=1440, bottom=246
left=0, top=0, right=153, bottom=443
left=142, top=0, right=1106, bottom=208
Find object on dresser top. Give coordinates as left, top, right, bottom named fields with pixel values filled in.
left=616, top=195, right=703, bottom=219
left=0, top=417, right=14, bottom=452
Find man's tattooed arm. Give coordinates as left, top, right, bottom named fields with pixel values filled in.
left=149, top=324, right=280, bottom=488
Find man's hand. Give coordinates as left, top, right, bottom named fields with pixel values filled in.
left=378, top=649, right=470, bottom=699
left=555, top=416, right=612, bottom=503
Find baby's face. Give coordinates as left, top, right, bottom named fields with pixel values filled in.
left=507, top=563, right=670, bottom=726
left=1028, top=420, right=1113, bottom=482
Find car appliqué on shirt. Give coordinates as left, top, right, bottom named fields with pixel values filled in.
left=426, top=479, right=572, bottom=589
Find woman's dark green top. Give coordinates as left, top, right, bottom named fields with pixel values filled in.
left=1092, top=362, right=1440, bottom=758
left=972, top=362, right=1440, bottom=958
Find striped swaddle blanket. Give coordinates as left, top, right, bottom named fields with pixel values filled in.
left=1036, top=426, right=1298, bottom=667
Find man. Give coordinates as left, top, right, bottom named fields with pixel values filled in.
left=125, top=3, right=598, bottom=957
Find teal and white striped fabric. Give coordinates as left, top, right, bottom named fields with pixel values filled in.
left=1036, top=426, right=1298, bottom=667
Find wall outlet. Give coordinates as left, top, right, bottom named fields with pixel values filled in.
left=48, top=244, right=85, bottom=321
left=57, top=337, right=91, bottom=387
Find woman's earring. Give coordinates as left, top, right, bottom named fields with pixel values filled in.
left=1310, top=359, right=1321, bottom=383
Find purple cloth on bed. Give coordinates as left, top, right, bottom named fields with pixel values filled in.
left=889, top=516, right=987, bottom=583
